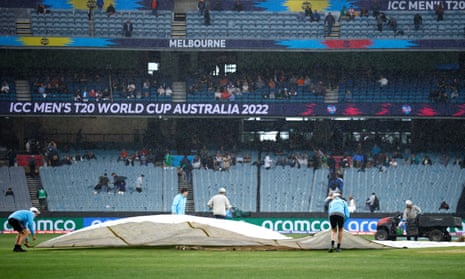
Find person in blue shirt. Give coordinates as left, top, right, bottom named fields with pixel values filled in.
left=171, top=188, right=188, bottom=215
left=8, top=207, right=40, bottom=252
left=327, top=192, right=350, bottom=252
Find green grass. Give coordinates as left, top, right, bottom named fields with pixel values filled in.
left=1, top=234, right=465, bottom=279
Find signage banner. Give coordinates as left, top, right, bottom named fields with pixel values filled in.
left=2, top=101, right=465, bottom=118
left=2, top=217, right=464, bottom=234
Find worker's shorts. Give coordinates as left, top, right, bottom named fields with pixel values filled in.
left=8, top=218, right=26, bottom=233
left=329, top=215, right=345, bottom=229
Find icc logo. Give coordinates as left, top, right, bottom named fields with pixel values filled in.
left=326, top=105, right=336, bottom=115
left=402, top=104, right=411, bottom=115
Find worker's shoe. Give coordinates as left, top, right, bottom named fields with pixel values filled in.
left=13, top=245, right=27, bottom=252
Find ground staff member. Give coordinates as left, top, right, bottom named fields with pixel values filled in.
left=207, top=187, right=232, bottom=219
left=171, top=188, right=188, bottom=215
left=328, top=192, right=350, bottom=252
left=8, top=207, right=40, bottom=252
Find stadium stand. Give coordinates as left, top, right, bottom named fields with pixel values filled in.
left=0, top=8, right=16, bottom=35
left=0, top=167, right=33, bottom=211
left=30, top=9, right=172, bottom=38
left=0, top=149, right=456, bottom=213
left=39, top=160, right=179, bottom=212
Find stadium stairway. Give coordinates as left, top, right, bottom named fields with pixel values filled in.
left=325, top=22, right=340, bottom=38
left=172, top=81, right=187, bottom=102
left=172, top=13, right=187, bottom=38
left=178, top=173, right=195, bottom=213
left=14, top=80, right=31, bottom=101
left=26, top=176, right=42, bottom=209
left=324, top=87, right=339, bottom=103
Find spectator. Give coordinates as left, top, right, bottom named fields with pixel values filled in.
left=264, top=153, right=273, bottom=170
left=378, top=75, right=388, bottom=87
left=366, top=192, right=379, bottom=213
left=204, top=8, right=211, bottom=26
left=324, top=12, right=335, bottom=35
left=106, top=3, right=115, bottom=16
left=83, top=151, right=97, bottom=160
left=139, top=151, right=148, bottom=166
left=5, top=187, right=14, bottom=197
left=233, top=0, right=243, bottom=12
left=327, top=192, right=350, bottom=252
left=360, top=8, right=369, bottom=17
left=376, top=12, right=386, bottom=32
left=413, top=13, right=423, bottom=31
left=164, top=150, right=173, bottom=167
left=439, top=201, right=450, bottom=211
left=372, top=0, right=380, bottom=18
left=135, top=174, right=144, bottom=193
left=435, top=2, right=444, bottom=21
left=440, top=153, right=450, bottom=166
left=192, top=154, right=201, bottom=169
left=339, top=6, right=348, bottom=21
left=123, top=19, right=133, bottom=37
left=97, top=0, right=104, bottom=11
left=117, top=148, right=129, bottom=163
left=207, top=187, right=232, bottom=219
left=5, top=187, right=15, bottom=204
left=311, top=10, right=320, bottom=22
left=301, top=1, right=312, bottom=17
left=157, top=85, right=165, bottom=96
left=198, top=0, right=206, bottom=16
left=348, top=195, right=356, bottom=213
left=180, top=155, right=193, bottom=182
left=1, top=80, right=9, bottom=93
left=165, top=86, right=173, bottom=96
left=348, top=6, right=356, bottom=20
left=171, top=187, right=188, bottom=215
left=387, top=16, right=398, bottom=33
left=422, top=155, right=433, bottom=165
left=112, top=173, right=127, bottom=194
left=328, top=172, right=343, bottom=194
left=28, top=156, right=37, bottom=178
left=151, top=0, right=158, bottom=16
left=94, top=173, right=110, bottom=193
left=36, top=2, right=50, bottom=14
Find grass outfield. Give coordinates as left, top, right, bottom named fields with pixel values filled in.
left=1, top=234, right=465, bottom=279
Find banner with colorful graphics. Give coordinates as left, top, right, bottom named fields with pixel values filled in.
left=2, top=1, right=465, bottom=12
left=1, top=217, right=464, bottom=234
left=2, top=101, right=465, bottom=118
left=1, top=36, right=464, bottom=50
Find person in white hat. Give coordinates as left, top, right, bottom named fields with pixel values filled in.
left=207, top=187, right=232, bottom=219
left=7, top=207, right=40, bottom=252
left=403, top=200, right=422, bottom=220
left=401, top=200, right=422, bottom=240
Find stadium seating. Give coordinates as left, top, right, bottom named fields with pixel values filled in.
left=39, top=160, right=178, bottom=212
left=1, top=151, right=464, bottom=214
left=193, top=164, right=257, bottom=212
left=186, top=11, right=325, bottom=39
left=0, top=167, right=33, bottom=212
left=30, top=9, right=172, bottom=38
left=0, top=8, right=16, bottom=36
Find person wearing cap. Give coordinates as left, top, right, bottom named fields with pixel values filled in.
left=327, top=192, right=350, bottom=252
left=207, top=187, right=232, bottom=219
left=171, top=188, right=189, bottom=215
left=401, top=200, right=422, bottom=240
left=7, top=207, right=40, bottom=252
